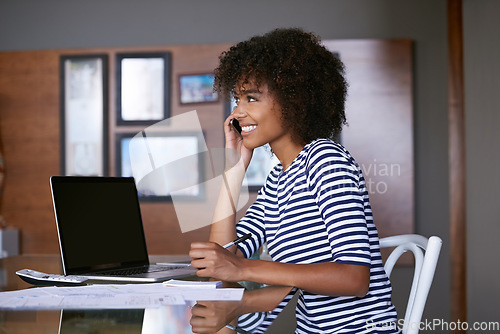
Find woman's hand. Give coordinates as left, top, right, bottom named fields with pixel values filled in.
left=189, top=242, right=246, bottom=282
left=190, top=300, right=241, bottom=334
left=224, top=116, right=253, bottom=171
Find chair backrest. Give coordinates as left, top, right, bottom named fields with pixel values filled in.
left=379, top=234, right=442, bottom=334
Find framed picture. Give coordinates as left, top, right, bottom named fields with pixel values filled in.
left=116, top=131, right=205, bottom=201
left=116, top=52, right=171, bottom=126
left=60, top=54, right=108, bottom=176
left=244, top=145, right=280, bottom=191
left=179, top=73, right=218, bottom=104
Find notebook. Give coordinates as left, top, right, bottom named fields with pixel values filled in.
left=50, top=176, right=197, bottom=282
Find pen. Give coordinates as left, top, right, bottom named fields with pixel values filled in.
left=222, top=233, right=252, bottom=249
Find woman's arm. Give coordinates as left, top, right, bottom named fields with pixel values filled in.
left=189, top=242, right=370, bottom=297
left=241, top=259, right=370, bottom=297
left=208, top=116, right=253, bottom=251
left=239, top=285, right=294, bottom=313
left=208, top=160, right=246, bottom=251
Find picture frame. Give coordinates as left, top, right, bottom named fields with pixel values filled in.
left=116, top=52, right=171, bottom=126
left=115, top=131, right=205, bottom=202
left=179, top=73, right=218, bottom=104
left=60, top=54, right=109, bottom=176
left=244, top=145, right=280, bottom=191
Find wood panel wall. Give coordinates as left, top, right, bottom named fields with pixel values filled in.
left=448, top=0, right=467, bottom=327
left=0, top=44, right=238, bottom=255
left=0, top=40, right=414, bottom=255
left=324, top=40, right=414, bottom=240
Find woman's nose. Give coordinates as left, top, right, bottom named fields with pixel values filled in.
left=232, top=105, right=245, bottom=119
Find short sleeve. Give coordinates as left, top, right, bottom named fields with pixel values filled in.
left=236, top=188, right=267, bottom=259
left=306, top=143, right=371, bottom=266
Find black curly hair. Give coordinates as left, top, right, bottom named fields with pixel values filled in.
left=214, top=27, right=348, bottom=144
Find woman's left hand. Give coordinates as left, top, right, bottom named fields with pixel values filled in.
left=189, top=242, right=246, bottom=281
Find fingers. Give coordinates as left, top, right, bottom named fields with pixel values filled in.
left=189, top=241, right=242, bottom=281
left=224, top=114, right=235, bottom=129
left=224, top=114, right=236, bottom=126
left=190, top=301, right=237, bottom=333
left=189, top=242, right=220, bottom=259
left=189, top=242, right=220, bottom=275
left=190, top=302, right=219, bottom=333
left=191, top=241, right=219, bottom=249
left=224, top=115, right=243, bottom=144
left=191, top=301, right=215, bottom=316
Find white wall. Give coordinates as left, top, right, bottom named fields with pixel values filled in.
left=0, top=0, right=456, bottom=326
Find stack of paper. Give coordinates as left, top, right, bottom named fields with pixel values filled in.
left=0, top=282, right=243, bottom=310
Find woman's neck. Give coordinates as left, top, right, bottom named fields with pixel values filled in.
left=270, top=137, right=306, bottom=171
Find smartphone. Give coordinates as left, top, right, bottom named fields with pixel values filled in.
left=231, top=119, right=242, bottom=134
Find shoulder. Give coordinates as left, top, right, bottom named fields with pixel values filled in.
left=258, top=161, right=283, bottom=196
left=302, top=139, right=362, bottom=184
left=304, top=139, right=356, bottom=168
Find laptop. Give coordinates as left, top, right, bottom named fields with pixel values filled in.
left=50, top=176, right=197, bottom=282
left=58, top=309, right=145, bottom=334
left=58, top=307, right=194, bottom=334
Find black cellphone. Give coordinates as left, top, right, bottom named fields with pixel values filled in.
left=231, top=119, right=242, bottom=134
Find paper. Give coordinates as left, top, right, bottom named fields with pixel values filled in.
left=163, top=279, right=222, bottom=288
left=172, top=288, right=244, bottom=302
left=0, top=283, right=244, bottom=310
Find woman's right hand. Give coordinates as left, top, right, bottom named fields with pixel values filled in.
left=190, top=299, right=241, bottom=333
left=224, top=116, right=253, bottom=171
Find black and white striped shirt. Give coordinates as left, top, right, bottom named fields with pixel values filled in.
left=237, top=139, right=399, bottom=333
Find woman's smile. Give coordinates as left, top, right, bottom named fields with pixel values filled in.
left=232, top=81, right=304, bottom=169
left=232, top=83, right=286, bottom=150
left=240, top=124, right=258, bottom=135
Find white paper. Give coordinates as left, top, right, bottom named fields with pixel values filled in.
left=162, top=279, right=222, bottom=289
left=0, top=283, right=244, bottom=310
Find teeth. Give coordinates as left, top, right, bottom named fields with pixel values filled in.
left=242, top=125, right=257, bottom=132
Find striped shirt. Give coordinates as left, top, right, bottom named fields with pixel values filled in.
left=236, top=139, right=399, bottom=333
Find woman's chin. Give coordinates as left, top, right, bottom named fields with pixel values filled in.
left=242, top=140, right=261, bottom=151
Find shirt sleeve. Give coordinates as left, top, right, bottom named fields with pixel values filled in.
left=306, top=142, right=371, bottom=266
left=236, top=187, right=267, bottom=259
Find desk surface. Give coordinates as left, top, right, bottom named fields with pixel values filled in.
left=0, top=255, right=296, bottom=334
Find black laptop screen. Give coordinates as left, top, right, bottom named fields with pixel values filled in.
left=51, top=176, right=150, bottom=274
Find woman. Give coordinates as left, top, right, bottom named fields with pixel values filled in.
left=189, top=28, right=400, bottom=333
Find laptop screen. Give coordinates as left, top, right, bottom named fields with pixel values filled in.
left=59, top=309, right=145, bottom=333
left=51, top=176, right=150, bottom=274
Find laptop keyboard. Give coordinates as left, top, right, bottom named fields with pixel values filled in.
left=94, top=265, right=185, bottom=277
